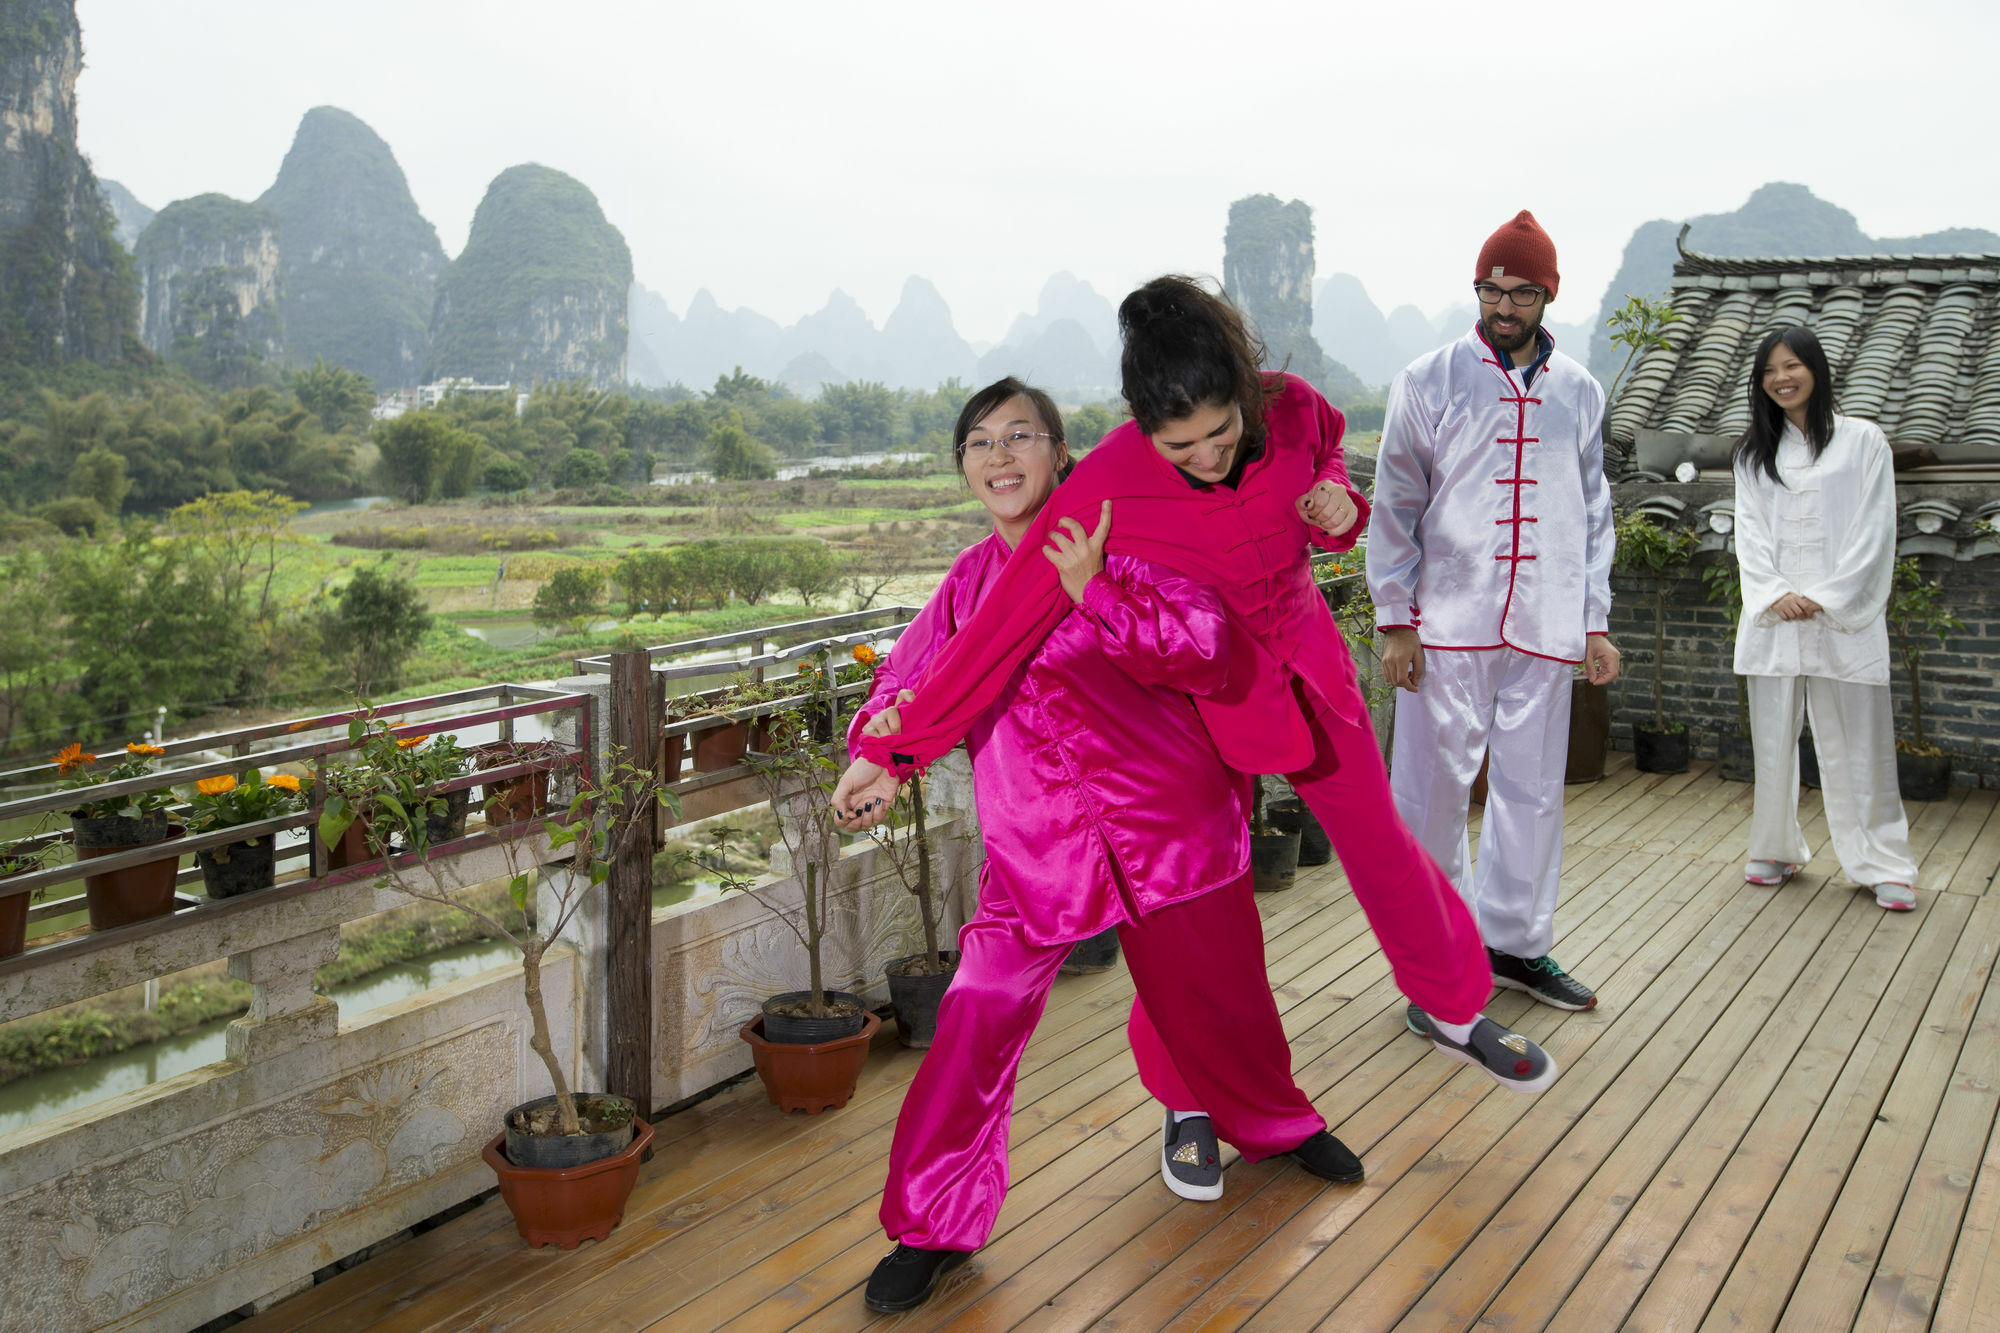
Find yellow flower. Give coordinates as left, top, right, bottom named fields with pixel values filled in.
left=53, top=743, right=96, bottom=775
left=286, top=719, right=311, bottom=733
left=396, top=736, right=427, bottom=749
left=195, top=775, right=238, bottom=796
left=266, top=774, right=301, bottom=793
left=126, top=742, right=166, bottom=757
left=852, top=644, right=878, bottom=666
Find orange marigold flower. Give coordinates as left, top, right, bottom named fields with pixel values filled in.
left=195, top=775, right=238, bottom=796
left=266, top=774, right=301, bottom=792
left=126, top=742, right=165, bottom=757
left=396, top=736, right=427, bottom=749
left=851, top=644, right=878, bottom=665
left=286, top=719, right=312, bottom=733
left=53, top=742, right=96, bottom=774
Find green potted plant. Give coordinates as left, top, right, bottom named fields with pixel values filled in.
left=1887, top=557, right=1964, bottom=801
left=374, top=747, right=677, bottom=1248
left=1613, top=510, right=1700, bottom=772
left=728, top=648, right=881, bottom=1112
left=1700, top=556, right=1755, bottom=782
left=183, top=770, right=308, bottom=898
left=320, top=719, right=471, bottom=864
left=56, top=741, right=187, bottom=928
left=868, top=776, right=959, bottom=1048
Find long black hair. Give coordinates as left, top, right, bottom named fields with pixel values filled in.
left=1117, top=275, right=1277, bottom=448
left=1733, top=326, right=1836, bottom=486
left=952, top=376, right=1072, bottom=480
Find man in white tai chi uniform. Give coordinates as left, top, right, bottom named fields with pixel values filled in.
left=1366, top=210, right=1620, bottom=1017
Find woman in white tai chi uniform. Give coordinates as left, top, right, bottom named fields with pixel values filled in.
left=1732, top=325, right=1918, bottom=911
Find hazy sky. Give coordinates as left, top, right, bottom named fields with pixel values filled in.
left=76, top=0, right=2000, bottom=346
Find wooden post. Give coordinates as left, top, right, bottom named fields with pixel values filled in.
left=606, top=649, right=657, bottom=1124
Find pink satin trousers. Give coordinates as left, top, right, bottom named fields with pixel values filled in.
left=879, top=870, right=1324, bottom=1252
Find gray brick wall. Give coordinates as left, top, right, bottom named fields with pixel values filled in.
left=1606, top=551, right=2000, bottom=788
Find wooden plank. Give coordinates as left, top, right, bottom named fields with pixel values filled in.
left=1933, top=1036, right=2000, bottom=1331
left=1647, top=892, right=1971, bottom=1330
left=1144, top=855, right=1736, bottom=1331
left=1946, top=791, right=2000, bottom=896
left=1239, top=865, right=1789, bottom=1330
left=1919, top=786, right=1997, bottom=892
left=1870, top=914, right=2000, bottom=1330
left=1783, top=891, right=2000, bottom=1331
left=1406, top=878, right=1861, bottom=1330
left=1524, top=891, right=1885, bottom=1331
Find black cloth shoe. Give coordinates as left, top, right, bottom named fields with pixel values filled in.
left=1425, top=1015, right=1558, bottom=1093
left=864, top=1243, right=970, bottom=1313
left=1287, top=1129, right=1364, bottom=1183
left=1162, top=1112, right=1224, bottom=1200
left=1488, top=948, right=1597, bottom=1011
left=1405, top=1002, right=1434, bottom=1038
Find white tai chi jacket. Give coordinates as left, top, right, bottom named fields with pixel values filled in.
left=1732, top=415, right=1896, bottom=686
left=1368, top=326, right=1614, bottom=662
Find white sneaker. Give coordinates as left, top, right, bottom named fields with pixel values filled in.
left=1745, top=860, right=1800, bottom=886
left=1872, top=882, right=1916, bottom=911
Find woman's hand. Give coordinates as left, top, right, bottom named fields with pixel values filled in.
left=832, top=757, right=901, bottom=831
left=1772, top=593, right=1823, bottom=621
left=1297, top=481, right=1358, bottom=537
left=1042, top=501, right=1112, bottom=604
left=861, top=689, right=917, bottom=738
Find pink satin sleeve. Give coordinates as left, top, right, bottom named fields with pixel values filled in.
left=1079, top=559, right=1230, bottom=696
left=1303, top=392, right=1371, bottom=554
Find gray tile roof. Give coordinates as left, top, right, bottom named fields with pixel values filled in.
left=1607, top=225, right=2000, bottom=458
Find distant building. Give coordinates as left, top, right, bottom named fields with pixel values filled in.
left=418, top=378, right=516, bottom=410
left=371, top=388, right=420, bottom=421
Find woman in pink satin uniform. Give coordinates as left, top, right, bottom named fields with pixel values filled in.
left=851, top=378, right=1355, bottom=1314
left=841, top=279, right=1559, bottom=1144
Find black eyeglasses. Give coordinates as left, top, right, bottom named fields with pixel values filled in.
left=961, top=430, right=1053, bottom=457
left=1473, top=283, right=1548, bottom=308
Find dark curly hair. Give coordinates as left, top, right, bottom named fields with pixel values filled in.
left=1117, top=275, right=1278, bottom=447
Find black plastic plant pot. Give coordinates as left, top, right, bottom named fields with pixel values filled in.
left=70, top=811, right=172, bottom=848
left=196, top=837, right=277, bottom=898
left=1717, top=733, right=1755, bottom=784
left=1898, top=751, right=1953, bottom=802
left=1632, top=725, right=1690, bottom=775
left=503, top=1093, right=638, bottom=1169
left=884, top=951, right=961, bottom=1049
left=1060, top=925, right=1121, bottom=975
left=1798, top=731, right=1822, bottom=789
left=1265, top=797, right=1330, bottom=866
left=425, top=787, right=471, bottom=845
left=761, top=989, right=869, bottom=1044
left=1251, top=829, right=1302, bottom=892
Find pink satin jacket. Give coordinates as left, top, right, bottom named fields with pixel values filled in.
left=858, top=374, right=1368, bottom=779
left=849, top=531, right=1246, bottom=946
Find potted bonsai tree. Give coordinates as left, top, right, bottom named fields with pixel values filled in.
left=1613, top=510, right=1700, bottom=772
left=1700, top=556, right=1756, bottom=782
left=1888, top=557, right=1964, bottom=800
left=867, top=776, right=959, bottom=1048
left=374, top=746, right=677, bottom=1248
left=183, top=770, right=308, bottom=898
left=729, top=647, right=881, bottom=1112
left=55, top=741, right=186, bottom=928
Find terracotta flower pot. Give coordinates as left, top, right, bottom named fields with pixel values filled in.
left=0, top=868, right=28, bottom=959
left=481, top=1113, right=655, bottom=1250
left=693, top=722, right=750, bottom=772
left=473, top=742, right=561, bottom=825
left=321, top=816, right=374, bottom=871
left=661, top=733, right=685, bottom=784
left=739, top=1010, right=881, bottom=1114
left=75, top=824, right=186, bottom=929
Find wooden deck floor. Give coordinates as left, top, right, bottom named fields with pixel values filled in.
left=243, top=756, right=2000, bottom=1332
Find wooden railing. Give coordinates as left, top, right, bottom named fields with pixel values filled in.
left=0, top=684, right=591, bottom=989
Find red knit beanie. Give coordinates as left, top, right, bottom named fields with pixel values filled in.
left=1475, top=210, right=1559, bottom=299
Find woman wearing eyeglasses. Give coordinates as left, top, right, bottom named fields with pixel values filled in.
left=841, top=277, right=1558, bottom=1103
left=1732, top=326, right=1917, bottom=910
left=856, top=377, right=1352, bottom=1314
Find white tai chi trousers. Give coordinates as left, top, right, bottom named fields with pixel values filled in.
left=1746, top=674, right=1917, bottom=887
left=1389, top=647, right=1572, bottom=959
